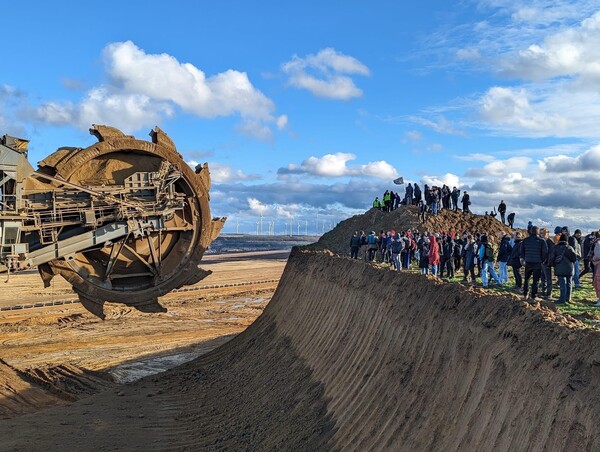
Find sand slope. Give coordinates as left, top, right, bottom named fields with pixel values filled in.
left=2, top=249, right=600, bottom=450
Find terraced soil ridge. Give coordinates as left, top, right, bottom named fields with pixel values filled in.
left=1, top=250, right=600, bottom=450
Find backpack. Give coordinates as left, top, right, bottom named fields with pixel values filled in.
left=484, top=243, right=495, bottom=261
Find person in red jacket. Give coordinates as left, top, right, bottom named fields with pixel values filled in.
left=428, top=234, right=441, bottom=276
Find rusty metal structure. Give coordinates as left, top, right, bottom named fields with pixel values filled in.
left=0, top=125, right=225, bottom=318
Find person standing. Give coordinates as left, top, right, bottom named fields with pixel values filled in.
left=461, top=191, right=471, bottom=213
left=540, top=228, right=555, bottom=298
left=521, top=226, right=548, bottom=302
left=413, top=183, right=422, bottom=206
left=498, top=200, right=507, bottom=224
left=451, top=187, right=460, bottom=211
left=442, top=235, right=456, bottom=278
left=509, top=232, right=524, bottom=290
left=497, top=232, right=512, bottom=285
left=573, top=229, right=583, bottom=288
left=372, top=197, right=381, bottom=210
left=431, top=188, right=440, bottom=216
left=350, top=231, right=361, bottom=259
left=549, top=234, right=577, bottom=304
left=591, top=231, right=600, bottom=306
left=580, top=231, right=595, bottom=278
left=367, top=231, right=378, bottom=262
left=479, top=234, right=502, bottom=287
left=419, top=237, right=430, bottom=274
left=463, top=234, right=477, bottom=285
left=428, top=234, right=441, bottom=276
left=390, top=233, right=403, bottom=270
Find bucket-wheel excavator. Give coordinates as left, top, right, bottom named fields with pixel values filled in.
left=0, top=125, right=225, bottom=318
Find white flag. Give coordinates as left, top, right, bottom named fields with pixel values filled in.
left=393, top=176, right=404, bottom=185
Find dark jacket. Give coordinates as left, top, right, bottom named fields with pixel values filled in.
left=550, top=242, right=577, bottom=277
left=543, top=238, right=555, bottom=264
left=350, top=235, right=361, bottom=248
left=497, top=236, right=512, bottom=263
left=464, top=243, right=477, bottom=269
left=521, top=233, right=548, bottom=264
left=509, top=239, right=523, bottom=267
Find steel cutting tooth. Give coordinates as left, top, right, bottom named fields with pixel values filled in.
left=78, top=294, right=106, bottom=320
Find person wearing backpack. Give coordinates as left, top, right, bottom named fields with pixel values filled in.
left=497, top=232, right=512, bottom=285
left=478, top=234, right=502, bottom=287
left=549, top=233, right=577, bottom=304
left=509, top=232, right=524, bottom=290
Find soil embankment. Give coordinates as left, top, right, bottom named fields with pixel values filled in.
left=313, top=206, right=517, bottom=256
left=2, top=249, right=600, bottom=450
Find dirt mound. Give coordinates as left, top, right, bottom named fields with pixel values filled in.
left=1, top=249, right=600, bottom=450
left=0, top=360, right=114, bottom=419
left=313, top=205, right=517, bottom=256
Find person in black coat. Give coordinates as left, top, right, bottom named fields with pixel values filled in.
left=540, top=228, right=555, bottom=298
left=521, top=226, right=549, bottom=301
left=461, top=191, right=471, bottom=213
left=507, top=212, right=515, bottom=229
left=549, top=234, right=577, bottom=304
left=498, top=200, right=507, bottom=224
left=509, top=232, right=524, bottom=289
left=350, top=231, right=361, bottom=259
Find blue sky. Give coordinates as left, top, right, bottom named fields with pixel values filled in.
left=2, top=0, right=600, bottom=233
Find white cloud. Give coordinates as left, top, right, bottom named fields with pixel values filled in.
left=278, top=153, right=398, bottom=179
left=421, top=173, right=461, bottom=188
left=408, top=115, right=464, bottom=135
left=501, top=11, right=600, bottom=80
left=187, top=162, right=260, bottom=183
left=454, top=153, right=496, bottom=162
left=539, top=145, right=600, bottom=172
left=404, top=130, right=422, bottom=141
left=32, top=41, right=283, bottom=138
left=479, top=86, right=570, bottom=135
left=282, top=48, right=370, bottom=100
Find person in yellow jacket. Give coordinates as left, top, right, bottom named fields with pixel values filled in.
left=372, top=197, right=381, bottom=210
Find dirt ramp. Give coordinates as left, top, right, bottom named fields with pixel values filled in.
left=1, top=250, right=600, bottom=450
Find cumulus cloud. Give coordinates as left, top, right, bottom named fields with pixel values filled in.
left=539, top=145, right=600, bottom=173
left=187, top=162, right=260, bottom=183
left=479, top=86, right=571, bottom=136
left=421, top=173, right=461, bottom=188
left=31, top=41, right=284, bottom=138
left=501, top=10, right=600, bottom=80
left=423, top=144, right=600, bottom=230
left=278, top=153, right=398, bottom=179
left=282, top=48, right=370, bottom=100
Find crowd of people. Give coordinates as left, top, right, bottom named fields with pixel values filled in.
left=373, top=184, right=516, bottom=228
left=349, top=225, right=600, bottom=306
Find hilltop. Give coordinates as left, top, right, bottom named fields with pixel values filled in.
left=312, top=205, right=517, bottom=256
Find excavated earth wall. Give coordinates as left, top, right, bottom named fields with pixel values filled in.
left=1, top=249, right=600, bottom=450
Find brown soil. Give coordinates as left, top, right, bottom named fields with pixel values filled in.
left=1, top=249, right=599, bottom=450
left=313, top=205, right=519, bottom=256
left=0, top=251, right=286, bottom=420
